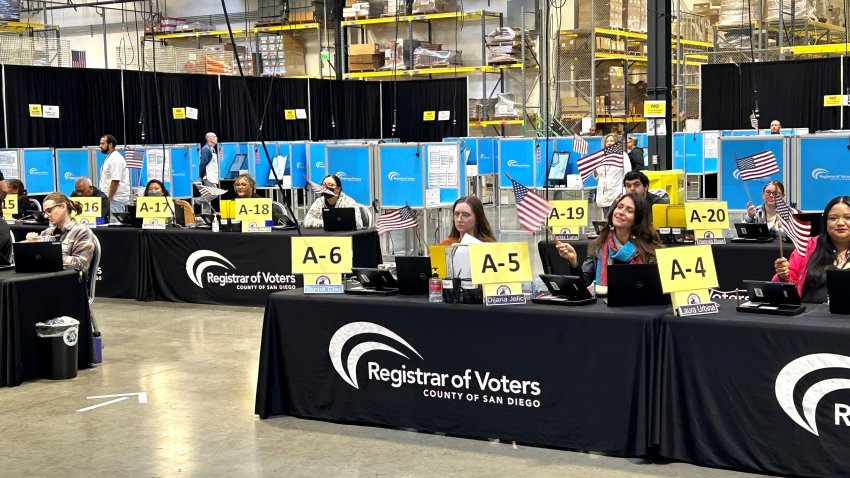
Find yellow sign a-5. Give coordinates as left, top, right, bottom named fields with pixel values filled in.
left=644, top=100, right=666, bottom=118
left=468, top=242, right=532, bottom=285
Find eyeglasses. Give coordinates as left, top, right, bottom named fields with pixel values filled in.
left=43, top=204, right=63, bottom=216
left=763, top=190, right=780, bottom=197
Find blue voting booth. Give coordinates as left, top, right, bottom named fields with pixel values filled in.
left=169, top=145, right=195, bottom=198
left=794, top=134, right=850, bottom=211
left=422, top=142, right=462, bottom=205
left=256, top=142, right=308, bottom=189
left=56, top=149, right=91, bottom=195
left=307, top=142, right=328, bottom=187
left=551, top=136, right=603, bottom=188
left=718, top=135, right=788, bottom=211
left=22, top=148, right=56, bottom=194
left=672, top=131, right=720, bottom=174
left=325, top=144, right=372, bottom=206
left=377, top=143, right=425, bottom=208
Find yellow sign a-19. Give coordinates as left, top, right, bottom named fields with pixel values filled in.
left=291, top=236, right=353, bottom=274
left=548, top=200, right=588, bottom=227
left=136, top=196, right=174, bottom=217
left=644, top=100, right=666, bottom=118
left=655, top=244, right=719, bottom=293
left=685, top=201, right=729, bottom=230
left=468, top=242, right=532, bottom=285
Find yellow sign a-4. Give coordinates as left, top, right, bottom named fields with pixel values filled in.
left=291, top=236, right=353, bottom=274
left=235, top=198, right=272, bottom=232
left=548, top=200, right=588, bottom=227
left=685, top=201, right=729, bottom=230
left=468, top=242, right=532, bottom=285
left=644, top=100, right=666, bottom=118
left=73, top=197, right=103, bottom=225
left=1, top=197, right=17, bottom=217
left=655, top=245, right=719, bottom=293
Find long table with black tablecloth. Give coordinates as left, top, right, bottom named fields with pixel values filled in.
left=141, top=229, right=381, bottom=305
left=255, top=291, right=667, bottom=456
left=10, top=225, right=143, bottom=299
left=657, top=303, right=850, bottom=478
left=0, top=269, right=93, bottom=387
left=539, top=239, right=779, bottom=293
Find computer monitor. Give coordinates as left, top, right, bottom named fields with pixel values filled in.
left=548, top=152, right=570, bottom=184
left=464, top=149, right=474, bottom=165
left=269, top=155, right=289, bottom=181
left=227, top=153, right=248, bottom=178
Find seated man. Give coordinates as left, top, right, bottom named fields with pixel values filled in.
left=70, top=177, right=111, bottom=222
left=623, top=170, right=670, bottom=206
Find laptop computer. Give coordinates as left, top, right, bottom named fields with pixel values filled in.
left=345, top=268, right=398, bottom=295
left=605, top=264, right=669, bottom=307
left=532, top=274, right=596, bottom=306
left=731, top=223, right=772, bottom=243
left=737, top=280, right=806, bottom=316
left=323, top=208, right=357, bottom=232
left=395, top=256, right=431, bottom=295
left=592, top=221, right=608, bottom=235
left=13, top=241, right=63, bottom=273
left=827, top=270, right=850, bottom=315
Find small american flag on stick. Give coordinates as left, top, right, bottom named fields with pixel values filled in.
left=576, top=141, right=625, bottom=182
left=775, top=195, right=811, bottom=256
left=376, top=205, right=418, bottom=235
left=735, top=151, right=779, bottom=181
left=197, top=184, right=227, bottom=197
left=307, top=180, right=335, bottom=196
left=509, top=175, right=553, bottom=232
left=124, top=148, right=143, bottom=169
left=572, top=134, right=588, bottom=156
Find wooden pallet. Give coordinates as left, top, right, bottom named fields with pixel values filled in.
left=348, top=66, right=380, bottom=72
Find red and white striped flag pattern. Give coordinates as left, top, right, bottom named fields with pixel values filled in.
left=775, top=195, right=811, bottom=256
left=735, top=151, right=779, bottom=181
left=376, top=205, right=418, bottom=235
left=576, top=141, right=625, bottom=182
left=572, top=134, right=588, bottom=156
left=750, top=111, right=759, bottom=129
left=124, top=148, right=143, bottom=169
left=197, top=184, right=227, bottom=197
left=307, top=180, right=335, bottom=196
left=510, top=177, right=553, bottom=232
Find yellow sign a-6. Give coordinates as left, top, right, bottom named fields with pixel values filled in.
left=291, top=236, right=353, bottom=274
left=655, top=245, right=719, bottom=293
left=548, top=200, right=588, bottom=227
left=684, top=201, right=729, bottom=230
left=136, top=196, right=174, bottom=217
left=468, top=242, right=532, bottom=285
left=644, top=100, right=666, bottom=118
left=1, top=197, right=17, bottom=216
left=235, top=198, right=272, bottom=232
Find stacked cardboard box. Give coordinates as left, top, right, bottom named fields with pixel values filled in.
left=469, top=98, right=498, bottom=121
left=380, top=39, right=424, bottom=70
left=624, top=0, right=647, bottom=32
left=349, top=43, right=385, bottom=71
left=411, top=0, right=457, bottom=14
left=343, top=0, right=383, bottom=18
left=560, top=96, right=591, bottom=115
left=385, top=0, right=408, bottom=16
left=493, top=93, right=519, bottom=119
left=257, top=0, right=330, bottom=24
left=259, top=34, right=306, bottom=76
left=575, top=0, right=624, bottom=29
left=413, top=46, right=461, bottom=68
left=485, top=27, right=536, bottom=65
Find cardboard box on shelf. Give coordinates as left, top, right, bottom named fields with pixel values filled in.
left=411, top=0, right=457, bottom=14
left=350, top=43, right=379, bottom=55
left=349, top=53, right=385, bottom=71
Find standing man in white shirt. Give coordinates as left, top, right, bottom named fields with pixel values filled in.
left=98, top=134, right=132, bottom=220
left=198, top=132, right=219, bottom=214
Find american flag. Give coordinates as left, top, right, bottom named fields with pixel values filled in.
left=750, top=111, right=759, bottom=129
left=572, top=134, right=588, bottom=156
left=376, top=205, right=417, bottom=235
left=124, top=148, right=143, bottom=169
left=735, top=151, right=779, bottom=181
left=576, top=141, right=625, bottom=182
left=307, top=180, right=335, bottom=196
left=509, top=177, right=553, bottom=232
left=197, top=184, right=228, bottom=197
left=775, top=195, right=811, bottom=256
left=72, top=50, right=86, bottom=68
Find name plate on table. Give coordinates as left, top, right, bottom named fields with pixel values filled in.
left=551, top=227, right=580, bottom=241
left=235, top=198, right=272, bottom=233
left=655, top=245, right=720, bottom=316
left=291, top=236, right=353, bottom=294
left=136, top=196, right=174, bottom=230
left=1, top=197, right=17, bottom=218
left=469, top=242, right=532, bottom=306
left=685, top=201, right=729, bottom=245
left=73, top=197, right=104, bottom=227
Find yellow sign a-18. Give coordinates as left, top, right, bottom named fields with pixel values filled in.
left=655, top=245, right=719, bottom=293
left=468, top=242, right=532, bottom=285
left=291, top=236, right=353, bottom=274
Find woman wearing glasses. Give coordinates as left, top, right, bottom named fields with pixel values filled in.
left=24, top=192, right=95, bottom=273
left=745, top=180, right=793, bottom=234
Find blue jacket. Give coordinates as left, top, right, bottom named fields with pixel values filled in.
left=199, top=144, right=215, bottom=180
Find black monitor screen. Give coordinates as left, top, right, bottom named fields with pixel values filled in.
left=548, top=152, right=570, bottom=182
left=228, top=154, right=248, bottom=174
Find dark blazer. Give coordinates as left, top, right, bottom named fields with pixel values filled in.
left=628, top=147, right=644, bottom=171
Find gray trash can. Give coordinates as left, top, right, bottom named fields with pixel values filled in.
left=35, top=317, right=80, bottom=380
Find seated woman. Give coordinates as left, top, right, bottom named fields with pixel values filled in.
left=745, top=180, right=795, bottom=235
left=7, top=179, right=40, bottom=218
left=143, top=179, right=169, bottom=197
left=303, top=174, right=363, bottom=229
left=440, top=196, right=496, bottom=245
left=233, top=173, right=287, bottom=226
left=24, top=193, right=95, bottom=273
left=774, top=195, right=850, bottom=303
left=555, top=192, right=662, bottom=295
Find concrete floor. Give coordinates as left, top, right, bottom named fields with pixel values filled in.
left=0, top=299, right=772, bottom=478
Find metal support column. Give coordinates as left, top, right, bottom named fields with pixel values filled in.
left=647, top=0, right=672, bottom=169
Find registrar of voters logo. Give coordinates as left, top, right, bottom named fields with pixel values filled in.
left=776, top=353, right=850, bottom=436
left=185, top=249, right=296, bottom=291
left=328, top=321, right=543, bottom=408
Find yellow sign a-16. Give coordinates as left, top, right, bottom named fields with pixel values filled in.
left=73, top=197, right=102, bottom=222
left=291, top=236, right=353, bottom=274
left=548, top=200, right=588, bottom=227
left=685, top=201, right=729, bottom=230
left=655, top=245, right=719, bottom=293
left=469, top=242, right=532, bottom=285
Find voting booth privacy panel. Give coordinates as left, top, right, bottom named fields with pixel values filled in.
left=793, top=134, right=850, bottom=211
left=718, top=135, right=789, bottom=212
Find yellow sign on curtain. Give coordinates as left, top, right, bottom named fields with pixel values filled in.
left=284, top=109, right=297, bottom=120
left=172, top=107, right=186, bottom=119
left=29, top=104, right=43, bottom=117
left=423, top=111, right=436, bottom=121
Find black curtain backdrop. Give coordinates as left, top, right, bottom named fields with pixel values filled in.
left=219, top=76, right=309, bottom=142
left=4, top=65, right=124, bottom=148
left=122, top=70, right=221, bottom=146
left=381, top=78, right=468, bottom=142
left=701, top=58, right=841, bottom=131
left=309, top=79, right=381, bottom=140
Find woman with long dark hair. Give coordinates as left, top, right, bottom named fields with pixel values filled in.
left=774, top=195, right=850, bottom=303
left=556, top=192, right=662, bottom=295
left=440, top=196, right=496, bottom=245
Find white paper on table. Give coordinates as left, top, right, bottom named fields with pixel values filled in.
left=451, top=234, right=482, bottom=279
left=425, top=188, right=440, bottom=206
